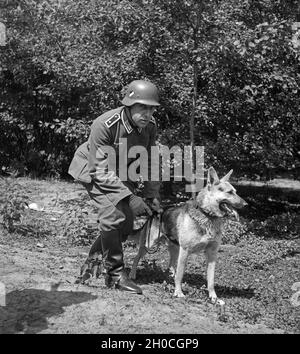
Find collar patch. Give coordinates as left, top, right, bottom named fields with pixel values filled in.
left=105, top=113, right=121, bottom=128
left=121, top=110, right=133, bottom=134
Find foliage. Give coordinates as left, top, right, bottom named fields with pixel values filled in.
left=248, top=211, right=300, bottom=239
left=58, top=201, right=99, bottom=245
left=0, top=0, right=299, bottom=179
left=222, top=210, right=300, bottom=246
left=0, top=177, right=98, bottom=242
left=0, top=177, right=28, bottom=232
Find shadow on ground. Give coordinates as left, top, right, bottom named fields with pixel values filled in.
left=180, top=272, right=255, bottom=300
left=130, top=264, right=255, bottom=301
left=0, top=287, right=97, bottom=334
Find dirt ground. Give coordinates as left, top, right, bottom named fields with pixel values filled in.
left=0, top=178, right=295, bottom=334
left=0, top=240, right=285, bottom=334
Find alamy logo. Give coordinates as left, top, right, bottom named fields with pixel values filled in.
left=95, top=141, right=205, bottom=193
left=0, top=282, right=6, bottom=306
left=0, top=22, right=6, bottom=46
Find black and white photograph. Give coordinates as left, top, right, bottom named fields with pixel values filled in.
left=0, top=0, right=299, bottom=338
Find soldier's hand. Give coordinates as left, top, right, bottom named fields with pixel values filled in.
left=146, top=197, right=163, bottom=213
left=128, top=195, right=152, bottom=217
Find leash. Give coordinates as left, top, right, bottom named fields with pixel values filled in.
left=145, top=212, right=164, bottom=254
left=144, top=206, right=182, bottom=253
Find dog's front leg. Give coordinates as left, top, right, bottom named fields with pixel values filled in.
left=205, top=243, right=219, bottom=303
left=174, top=247, right=188, bottom=298
left=129, top=247, right=147, bottom=280
left=168, top=241, right=179, bottom=277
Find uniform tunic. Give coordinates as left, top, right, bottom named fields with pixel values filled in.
left=68, top=106, right=160, bottom=234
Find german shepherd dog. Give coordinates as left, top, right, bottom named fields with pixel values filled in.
left=128, top=167, right=247, bottom=302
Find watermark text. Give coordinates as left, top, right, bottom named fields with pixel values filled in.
left=94, top=142, right=205, bottom=193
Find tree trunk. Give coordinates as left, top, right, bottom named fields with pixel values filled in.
left=190, top=63, right=197, bottom=199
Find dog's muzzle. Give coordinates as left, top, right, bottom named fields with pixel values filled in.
left=219, top=203, right=239, bottom=221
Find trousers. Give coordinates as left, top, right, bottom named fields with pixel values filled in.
left=82, top=181, right=134, bottom=240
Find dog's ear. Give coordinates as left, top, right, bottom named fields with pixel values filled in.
left=221, top=169, right=233, bottom=182
left=207, top=167, right=220, bottom=189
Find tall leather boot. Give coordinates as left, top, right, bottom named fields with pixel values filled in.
left=101, top=230, right=142, bottom=294
left=89, top=236, right=103, bottom=256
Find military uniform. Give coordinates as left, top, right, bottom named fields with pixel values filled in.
left=69, top=105, right=160, bottom=208
left=69, top=80, right=161, bottom=295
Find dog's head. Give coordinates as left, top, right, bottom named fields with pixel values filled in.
left=196, top=167, right=247, bottom=220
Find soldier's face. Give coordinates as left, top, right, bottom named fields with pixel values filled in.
left=130, top=103, right=156, bottom=129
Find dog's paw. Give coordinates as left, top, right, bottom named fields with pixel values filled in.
left=208, top=294, right=218, bottom=304
left=174, top=289, right=185, bottom=298
left=216, top=299, right=225, bottom=306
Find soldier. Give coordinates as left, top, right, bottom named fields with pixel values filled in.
left=68, top=80, right=161, bottom=295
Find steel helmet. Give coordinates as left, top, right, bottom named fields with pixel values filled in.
left=121, top=80, right=160, bottom=106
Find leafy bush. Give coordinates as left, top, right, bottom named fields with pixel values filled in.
left=59, top=204, right=99, bottom=246
left=0, top=177, right=99, bottom=243
left=0, top=0, right=299, bottom=178
left=0, top=177, right=28, bottom=232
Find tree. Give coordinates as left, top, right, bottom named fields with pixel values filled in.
left=0, top=0, right=299, bottom=180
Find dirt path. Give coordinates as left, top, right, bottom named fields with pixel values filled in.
left=1, top=177, right=293, bottom=334
left=0, top=235, right=284, bottom=334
